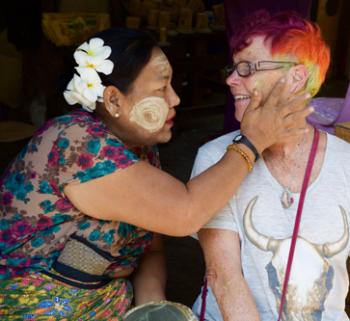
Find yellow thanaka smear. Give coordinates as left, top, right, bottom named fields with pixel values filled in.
left=152, top=53, right=171, bottom=78
left=253, top=80, right=262, bottom=91
left=129, top=96, right=168, bottom=133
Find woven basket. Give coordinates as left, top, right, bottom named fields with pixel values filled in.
left=123, top=300, right=198, bottom=321
left=42, top=12, right=110, bottom=46
left=335, top=122, right=350, bottom=143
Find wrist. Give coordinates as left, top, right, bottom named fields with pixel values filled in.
left=226, top=144, right=254, bottom=172
left=240, top=125, right=269, bottom=155
left=232, top=134, right=260, bottom=161
left=236, top=143, right=256, bottom=163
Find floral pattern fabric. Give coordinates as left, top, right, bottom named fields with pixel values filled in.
left=0, top=109, right=159, bottom=319
left=0, top=272, right=132, bottom=320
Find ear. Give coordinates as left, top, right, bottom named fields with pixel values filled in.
left=103, top=85, right=124, bottom=117
left=288, top=64, right=309, bottom=94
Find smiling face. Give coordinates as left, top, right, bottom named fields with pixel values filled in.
left=226, top=36, right=288, bottom=122
left=105, top=48, right=180, bottom=146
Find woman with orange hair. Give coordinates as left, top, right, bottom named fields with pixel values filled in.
left=222, top=0, right=313, bottom=133
left=191, top=10, right=350, bottom=321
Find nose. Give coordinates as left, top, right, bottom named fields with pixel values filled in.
left=167, top=85, right=180, bottom=108
left=226, top=70, right=241, bottom=87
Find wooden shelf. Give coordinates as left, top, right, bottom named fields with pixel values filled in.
left=161, top=30, right=228, bottom=109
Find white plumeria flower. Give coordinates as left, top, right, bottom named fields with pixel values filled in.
left=63, top=68, right=105, bottom=112
left=74, top=37, right=114, bottom=75
left=64, top=75, right=96, bottom=112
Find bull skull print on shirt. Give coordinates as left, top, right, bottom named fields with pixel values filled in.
left=243, top=197, right=349, bottom=321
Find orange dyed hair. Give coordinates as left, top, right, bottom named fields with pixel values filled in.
left=231, top=10, right=330, bottom=96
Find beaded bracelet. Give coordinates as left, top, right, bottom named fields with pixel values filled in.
left=226, top=144, right=254, bottom=172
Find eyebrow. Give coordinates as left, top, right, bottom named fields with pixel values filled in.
left=158, top=74, right=170, bottom=80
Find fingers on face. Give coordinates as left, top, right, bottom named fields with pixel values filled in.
left=263, top=76, right=289, bottom=109
left=279, top=92, right=313, bottom=117
left=283, top=126, right=310, bottom=138
left=284, top=107, right=312, bottom=130
left=265, top=74, right=311, bottom=109
left=245, top=89, right=262, bottom=111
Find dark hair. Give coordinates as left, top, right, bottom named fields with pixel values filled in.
left=93, top=28, right=158, bottom=94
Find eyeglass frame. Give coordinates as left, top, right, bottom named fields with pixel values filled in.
left=224, top=60, right=297, bottom=78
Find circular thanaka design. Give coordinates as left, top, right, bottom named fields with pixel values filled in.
left=129, top=96, right=169, bottom=133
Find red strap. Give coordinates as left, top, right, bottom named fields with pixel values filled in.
left=199, top=277, right=208, bottom=321
left=277, top=128, right=320, bottom=321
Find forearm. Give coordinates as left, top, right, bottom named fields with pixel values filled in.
left=65, top=147, right=254, bottom=237
left=185, top=146, right=253, bottom=227
left=199, top=229, right=260, bottom=321
left=209, top=271, right=260, bottom=321
left=132, top=237, right=166, bottom=305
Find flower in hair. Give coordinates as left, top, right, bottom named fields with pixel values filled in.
left=74, top=38, right=114, bottom=75
left=64, top=37, right=114, bottom=112
left=64, top=68, right=105, bottom=112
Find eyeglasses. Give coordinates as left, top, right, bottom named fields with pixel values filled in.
left=224, top=60, right=297, bottom=78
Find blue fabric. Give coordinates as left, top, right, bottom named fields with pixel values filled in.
left=192, top=285, right=224, bottom=321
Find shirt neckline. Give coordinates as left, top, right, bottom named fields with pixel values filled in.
left=258, top=132, right=330, bottom=199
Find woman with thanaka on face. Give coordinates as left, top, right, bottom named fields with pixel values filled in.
left=0, top=28, right=311, bottom=320
left=191, top=10, right=350, bottom=321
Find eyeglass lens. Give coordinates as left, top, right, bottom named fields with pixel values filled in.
left=225, top=61, right=252, bottom=77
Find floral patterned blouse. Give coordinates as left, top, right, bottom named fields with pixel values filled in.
left=0, top=110, right=158, bottom=281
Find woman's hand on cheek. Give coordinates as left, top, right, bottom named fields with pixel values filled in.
left=240, top=76, right=313, bottom=154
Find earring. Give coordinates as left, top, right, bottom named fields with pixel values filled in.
left=114, top=112, right=120, bottom=118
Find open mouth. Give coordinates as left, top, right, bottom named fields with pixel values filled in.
left=234, top=94, right=251, bottom=102
left=166, top=112, right=176, bottom=121
left=165, top=113, right=176, bottom=126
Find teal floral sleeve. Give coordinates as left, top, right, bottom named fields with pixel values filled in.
left=0, top=110, right=152, bottom=280
left=52, top=120, right=139, bottom=187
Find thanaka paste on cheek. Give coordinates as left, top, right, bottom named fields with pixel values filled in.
left=253, top=80, right=262, bottom=91
left=129, top=96, right=169, bottom=133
